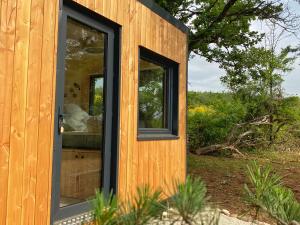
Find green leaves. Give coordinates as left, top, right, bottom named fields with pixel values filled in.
left=119, top=186, right=164, bottom=225
left=244, top=162, right=300, bottom=224
left=91, top=187, right=163, bottom=225
left=219, top=45, right=299, bottom=147
left=244, top=161, right=282, bottom=205
left=91, top=190, right=119, bottom=225
left=169, top=176, right=219, bottom=225
left=188, top=92, right=246, bottom=150
left=90, top=178, right=217, bottom=225
left=220, top=46, right=297, bottom=93
left=169, top=177, right=207, bottom=222
left=155, top=0, right=284, bottom=64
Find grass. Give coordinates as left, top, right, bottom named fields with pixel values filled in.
left=187, top=150, right=300, bottom=223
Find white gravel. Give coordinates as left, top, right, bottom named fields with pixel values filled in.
left=219, top=214, right=269, bottom=225
left=149, top=208, right=271, bottom=225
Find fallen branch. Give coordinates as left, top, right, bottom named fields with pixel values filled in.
left=193, top=116, right=272, bottom=157
left=195, top=144, right=246, bottom=157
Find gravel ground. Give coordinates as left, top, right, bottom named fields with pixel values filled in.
left=219, top=214, right=269, bottom=225
left=149, top=209, right=270, bottom=225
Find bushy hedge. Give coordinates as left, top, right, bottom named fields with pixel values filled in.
left=187, top=91, right=300, bottom=152
left=187, top=92, right=246, bottom=151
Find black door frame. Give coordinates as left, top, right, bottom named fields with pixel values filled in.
left=51, top=1, right=121, bottom=223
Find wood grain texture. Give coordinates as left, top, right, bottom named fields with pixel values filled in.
left=34, top=0, right=58, bottom=224
left=6, top=0, right=32, bottom=223
left=0, top=0, right=58, bottom=224
left=0, top=0, right=17, bottom=224
left=0, top=0, right=187, bottom=224
left=21, top=0, right=44, bottom=224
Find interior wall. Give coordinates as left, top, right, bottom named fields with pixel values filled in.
left=0, top=0, right=187, bottom=224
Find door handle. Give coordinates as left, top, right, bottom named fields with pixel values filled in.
left=58, top=107, right=64, bottom=135
left=58, top=114, right=64, bottom=134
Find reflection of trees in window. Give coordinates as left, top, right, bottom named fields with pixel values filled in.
left=66, top=18, right=105, bottom=62
left=139, top=59, right=167, bottom=129
left=90, top=75, right=104, bottom=116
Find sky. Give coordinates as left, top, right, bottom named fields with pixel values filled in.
left=188, top=1, right=300, bottom=96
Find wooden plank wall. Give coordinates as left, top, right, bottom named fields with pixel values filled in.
left=0, top=0, right=187, bottom=224
left=0, top=0, right=59, bottom=224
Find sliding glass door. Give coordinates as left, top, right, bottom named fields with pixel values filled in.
left=51, top=4, right=117, bottom=222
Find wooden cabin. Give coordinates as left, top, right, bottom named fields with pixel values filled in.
left=0, top=0, right=188, bottom=224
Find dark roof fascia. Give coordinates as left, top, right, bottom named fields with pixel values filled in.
left=138, top=0, right=189, bottom=34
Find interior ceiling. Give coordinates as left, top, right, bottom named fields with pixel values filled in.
left=140, top=59, right=163, bottom=71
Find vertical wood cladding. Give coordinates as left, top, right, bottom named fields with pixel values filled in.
left=0, top=0, right=187, bottom=224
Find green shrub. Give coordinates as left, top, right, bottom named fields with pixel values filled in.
left=119, top=186, right=164, bottom=225
left=244, top=162, right=300, bottom=224
left=188, top=91, right=300, bottom=152
left=168, top=176, right=219, bottom=225
left=91, top=190, right=119, bottom=225
left=188, top=93, right=246, bottom=151
left=90, top=179, right=219, bottom=225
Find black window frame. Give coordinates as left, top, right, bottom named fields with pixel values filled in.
left=138, top=46, right=179, bottom=140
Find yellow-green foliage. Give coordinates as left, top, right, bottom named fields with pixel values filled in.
left=189, top=105, right=215, bottom=115
left=187, top=92, right=246, bottom=150
left=94, top=94, right=103, bottom=104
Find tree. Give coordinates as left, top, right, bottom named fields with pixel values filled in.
left=155, top=0, right=298, bottom=66
left=221, top=20, right=299, bottom=143
left=220, top=46, right=297, bottom=95
left=187, top=23, right=299, bottom=153
left=155, top=0, right=300, bottom=153
left=218, top=22, right=299, bottom=146
left=138, top=68, right=165, bottom=128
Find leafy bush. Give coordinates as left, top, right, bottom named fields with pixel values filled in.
left=188, top=92, right=234, bottom=109
left=244, top=162, right=300, bottom=224
left=188, top=92, right=246, bottom=151
left=188, top=91, right=300, bottom=152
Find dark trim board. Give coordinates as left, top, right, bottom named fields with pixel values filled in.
left=138, top=0, right=189, bottom=34
left=110, top=25, right=122, bottom=197
left=137, top=133, right=179, bottom=141
left=185, top=35, right=189, bottom=180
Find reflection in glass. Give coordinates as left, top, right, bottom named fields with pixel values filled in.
left=89, top=75, right=104, bottom=116
left=138, top=59, right=167, bottom=129
left=60, top=18, right=105, bottom=207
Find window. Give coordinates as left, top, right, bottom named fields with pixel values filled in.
left=138, top=47, right=179, bottom=139
left=89, top=74, right=104, bottom=116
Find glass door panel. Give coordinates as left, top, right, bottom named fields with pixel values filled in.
left=60, top=17, right=106, bottom=208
